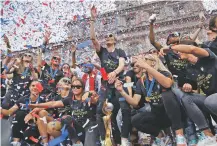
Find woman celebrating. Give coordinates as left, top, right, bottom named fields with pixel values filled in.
left=115, top=54, right=187, bottom=146
left=28, top=78, right=99, bottom=146
left=2, top=52, right=38, bottom=109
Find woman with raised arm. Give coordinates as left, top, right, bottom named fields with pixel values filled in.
left=2, top=38, right=38, bottom=109
left=37, top=31, right=64, bottom=98
left=90, top=6, right=131, bottom=146
left=115, top=54, right=187, bottom=146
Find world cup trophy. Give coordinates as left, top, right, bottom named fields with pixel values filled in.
left=102, top=99, right=114, bottom=146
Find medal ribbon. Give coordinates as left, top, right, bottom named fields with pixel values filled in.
left=145, top=76, right=155, bottom=97
left=50, top=67, right=58, bottom=79
left=25, top=96, right=40, bottom=110
left=21, top=68, right=29, bottom=78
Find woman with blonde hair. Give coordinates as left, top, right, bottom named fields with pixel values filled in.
left=115, top=54, right=187, bottom=146
left=2, top=52, right=38, bottom=109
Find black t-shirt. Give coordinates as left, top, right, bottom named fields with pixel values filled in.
left=10, top=67, right=38, bottom=95
left=125, top=70, right=139, bottom=94
left=40, top=62, right=63, bottom=94
left=135, top=71, right=171, bottom=108
left=46, top=92, right=73, bottom=118
left=97, top=46, right=126, bottom=77
left=186, top=48, right=217, bottom=95
left=61, top=94, right=97, bottom=126
left=15, top=95, right=45, bottom=111
left=202, top=37, right=217, bottom=55
left=164, top=50, right=197, bottom=89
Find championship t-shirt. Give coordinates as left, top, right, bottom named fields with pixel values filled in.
left=164, top=50, right=197, bottom=89
left=10, top=67, right=38, bottom=96
left=61, top=95, right=97, bottom=126
left=135, top=71, right=171, bottom=108
left=97, top=46, right=126, bottom=78
left=40, top=62, right=63, bottom=94
left=186, top=48, right=217, bottom=95
left=15, top=95, right=45, bottom=110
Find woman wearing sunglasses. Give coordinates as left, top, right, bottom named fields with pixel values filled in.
left=37, top=31, right=64, bottom=97
left=28, top=78, right=99, bottom=146
left=115, top=54, right=187, bottom=146
left=2, top=51, right=38, bottom=109
left=90, top=6, right=131, bottom=146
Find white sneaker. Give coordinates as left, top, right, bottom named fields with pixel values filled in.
left=10, top=141, right=21, bottom=146
left=197, top=133, right=217, bottom=146
left=100, top=140, right=105, bottom=146
left=149, top=14, right=157, bottom=23
left=121, top=138, right=130, bottom=146
left=176, top=135, right=187, bottom=146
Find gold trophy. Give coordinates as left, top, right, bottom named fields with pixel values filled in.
left=102, top=99, right=114, bottom=146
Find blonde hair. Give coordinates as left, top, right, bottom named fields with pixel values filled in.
left=144, top=54, right=171, bottom=75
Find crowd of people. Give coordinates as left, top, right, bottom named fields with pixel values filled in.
left=0, top=6, right=217, bottom=146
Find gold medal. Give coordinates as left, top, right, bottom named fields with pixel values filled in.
left=145, top=97, right=151, bottom=102
left=21, top=76, right=25, bottom=79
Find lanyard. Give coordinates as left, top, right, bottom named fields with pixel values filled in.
left=145, top=76, right=155, bottom=97
left=21, top=68, right=29, bottom=77
left=50, top=67, right=58, bottom=79
left=25, top=96, right=40, bottom=109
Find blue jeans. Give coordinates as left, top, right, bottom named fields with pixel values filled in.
left=205, top=93, right=217, bottom=116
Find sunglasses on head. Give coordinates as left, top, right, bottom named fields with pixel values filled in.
left=24, top=54, right=32, bottom=58
left=72, top=85, right=82, bottom=89
left=52, top=56, right=61, bottom=61
left=62, top=79, right=71, bottom=84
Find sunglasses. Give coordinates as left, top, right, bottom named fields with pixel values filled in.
left=63, top=66, right=69, bottom=69
left=72, top=85, right=82, bottom=89
left=168, top=32, right=180, bottom=38
left=148, top=50, right=158, bottom=54
left=52, top=56, right=61, bottom=61
left=104, top=34, right=113, bottom=39
left=62, top=79, right=71, bottom=84
left=24, top=54, right=32, bottom=58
